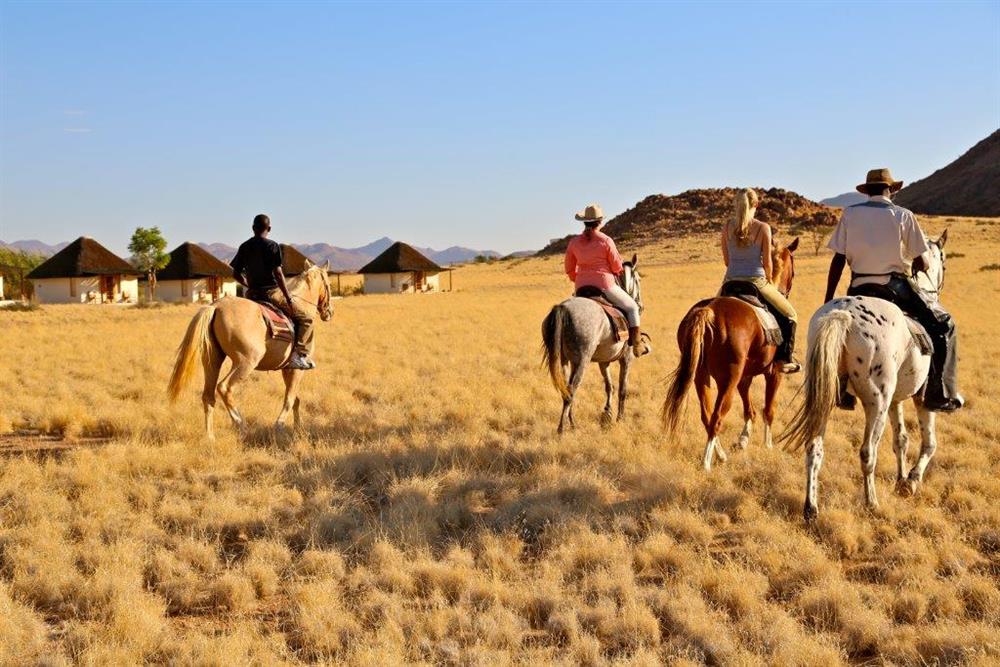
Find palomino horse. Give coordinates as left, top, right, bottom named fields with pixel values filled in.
left=167, top=261, right=334, bottom=439
left=663, top=238, right=800, bottom=470
left=781, top=234, right=948, bottom=522
left=542, top=256, right=648, bottom=433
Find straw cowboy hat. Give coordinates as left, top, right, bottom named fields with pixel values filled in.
left=856, top=168, right=904, bottom=194
left=575, top=204, right=604, bottom=223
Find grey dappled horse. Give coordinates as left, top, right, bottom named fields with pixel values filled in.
left=542, top=256, right=648, bottom=433
left=782, top=234, right=949, bottom=521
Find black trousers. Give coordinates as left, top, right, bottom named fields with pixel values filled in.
left=847, top=276, right=958, bottom=402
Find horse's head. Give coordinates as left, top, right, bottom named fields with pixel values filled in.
left=915, top=229, right=948, bottom=297
left=303, top=259, right=334, bottom=321
left=771, top=237, right=800, bottom=297
left=620, top=253, right=644, bottom=314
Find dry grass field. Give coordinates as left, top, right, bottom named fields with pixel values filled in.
left=1, top=216, right=999, bottom=665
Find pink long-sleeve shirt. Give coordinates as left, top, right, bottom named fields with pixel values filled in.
left=564, top=231, right=624, bottom=291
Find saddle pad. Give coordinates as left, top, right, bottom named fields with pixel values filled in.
left=258, top=302, right=295, bottom=343
left=905, top=318, right=933, bottom=356
left=584, top=296, right=628, bottom=341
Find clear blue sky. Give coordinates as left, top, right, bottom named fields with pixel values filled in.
left=1, top=1, right=997, bottom=255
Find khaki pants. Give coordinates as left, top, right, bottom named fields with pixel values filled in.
left=249, top=287, right=315, bottom=355
left=725, top=276, right=797, bottom=321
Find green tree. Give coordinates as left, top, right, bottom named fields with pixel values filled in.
left=128, top=227, right=170, bottom=301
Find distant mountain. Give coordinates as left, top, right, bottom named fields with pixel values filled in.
left=894, top=129, right=1000, bottom=216
left=197, top=242, right=237, bottom=262
left=198, top=237, right=500, bottom=271
left=0, top=239, right=69, bottom=256
left=820, top=192, right=867, bottom=208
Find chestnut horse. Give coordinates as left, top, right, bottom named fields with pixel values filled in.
left=662, top=238, right=799, bottom=470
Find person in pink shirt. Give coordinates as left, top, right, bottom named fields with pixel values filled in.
left=565, top=204, right=648, bottom=356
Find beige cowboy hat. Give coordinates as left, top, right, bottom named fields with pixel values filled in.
left=575, top=203, right=604, bottom=223
left=856, top=167, right=904, bottom=194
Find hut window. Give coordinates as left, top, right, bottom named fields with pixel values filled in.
left=181, top=281, right=189, bottom=297
left=70, top=280, right=77, bottom=297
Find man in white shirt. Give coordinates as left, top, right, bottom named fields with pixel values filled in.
left=824, top=168, right=962, bottom=413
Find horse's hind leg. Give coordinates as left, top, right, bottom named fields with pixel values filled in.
left=558, top=361, right=584, bottom=434
left=904, top=397, right=937, bottom=494
left=202, top=348, right=224, bottom=440
left=217, top=355, right=255, bottom=432
left=736, top=375, right=755, bottom=450
left=704, top=362, right=744, bottom=470
left=599, top=362, right=613, bottom=426
left=277, top=369, right=303, bottom=431
left=889, top=401, right=911, bottom=494
left=860, top=396, right=890, bottom=510
left=804, top=427, right=827, bottom=523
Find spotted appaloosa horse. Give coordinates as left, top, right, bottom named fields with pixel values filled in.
left=781, top=234, right=948, bottom=523
left=542, top=257, right=648, bottom=433
left=662, top=238, right=799, bottom=470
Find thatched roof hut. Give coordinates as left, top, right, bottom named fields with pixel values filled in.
left=27, top=237, right=140, bottom=304
left=158, top=242, right=237, bottom=303
left=358, top=242, right=446, bottom=294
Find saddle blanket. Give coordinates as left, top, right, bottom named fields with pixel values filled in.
left=905, top=318, right=933, bottom=356
left=258, top=302, right=295, bottom=343
left=574, top=287, right=628, bottom=341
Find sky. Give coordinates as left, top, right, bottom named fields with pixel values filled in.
left=1, top=1, right=998, bottom=256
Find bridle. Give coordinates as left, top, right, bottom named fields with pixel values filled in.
left=291, top=268, right=334, bottom=320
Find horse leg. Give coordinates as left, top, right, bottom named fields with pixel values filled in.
left=694, top=368, right=714, bottom=467
left=599, top=362, right=613, bottom=426
left=736, top=375, right=754, bottom=451
left=277, top=368, right=303, bottom=430
left=616, top=356, right=630, bottom=422
left=217, top=356, right=255, bottom=432
left=904, top=396, right=937, bottom=494
left=804, top=428, right=826, bottom=523
left=860, top=395, right=890, bottom=511
left=762, top=368, right=782, bottom=449
left=293, top=397, right=302, bottom=428
left=202, top=348, right=223, bottom=441
left=558, top=361, right=586, bottom=434
left=704, top=363, right=743, bottom=471
left=889, top=400, right=911, bottom=494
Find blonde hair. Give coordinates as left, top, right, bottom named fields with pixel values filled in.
left=730, top=188, right=760, bottom=247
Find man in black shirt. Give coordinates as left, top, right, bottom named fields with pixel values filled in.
left=231, top=214, right=316, bottom=370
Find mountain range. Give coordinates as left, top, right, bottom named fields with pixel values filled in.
left=197, top=237, right=502, bottom=270
left=0, top=236, right=502, bottom=270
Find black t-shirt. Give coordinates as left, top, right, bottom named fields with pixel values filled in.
left=231, top=236, right=283, bottom=291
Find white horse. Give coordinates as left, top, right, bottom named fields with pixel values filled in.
left=781, top=233, right=948, bottom=522
left=541, top=257, right=649, bottom=433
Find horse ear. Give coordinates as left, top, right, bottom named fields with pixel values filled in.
left=937, top=228, right=949, bottom=249
left=322, top=260, right=331, bottom=271
left=303, top=258, right=314, bottom=269
left=631, top=253, right=638, bottom=267
left=787, top=237, right=800, bottom=253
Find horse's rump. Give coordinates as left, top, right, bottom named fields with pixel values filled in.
left=212, top=297, right=293, bottom=371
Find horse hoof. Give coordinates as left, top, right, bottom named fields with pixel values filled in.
left=898, top=478, right=920, bottom=497
left=600, top=412, right=613, bottom=428
left=803, top=504, right=818, bottom=524
left=737, top=437, right=750, bottom=451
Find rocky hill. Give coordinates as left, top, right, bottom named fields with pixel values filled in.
left=894, top=129, right=1000, bottom=216
left=540, top=187, right=838, bottom=254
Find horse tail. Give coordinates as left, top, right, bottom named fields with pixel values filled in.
left=542, top=304, right=571, bottom=400
left=168, top=306, right=216, bottom=402
left=780, top=309, right=852, bottom=451
left=662, top=305, right=714, bottom=434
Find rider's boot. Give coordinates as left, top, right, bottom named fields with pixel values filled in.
left=629, top=327, right=650, bottom=357
left=287, top=346, right=317, bottom=371
left=778, top=319, right=800, bottom=374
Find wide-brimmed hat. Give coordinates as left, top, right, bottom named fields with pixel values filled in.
left=856, top=168, right=904, bottom=194
left=575, top=204, right=604, bottom=223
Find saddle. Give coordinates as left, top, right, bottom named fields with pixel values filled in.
left=257, top=301, right=295, bottom=343
left=575, top=286, right=629, bottom=341
left=718, top=282, right=783, bottom=346
left=848, top=283, right=933, bottom=356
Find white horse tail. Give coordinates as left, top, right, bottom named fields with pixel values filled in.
left=662, top=305, right=714, bottom=434
left=542, top=304, right=571, bottom=400
left=781, top=309, right=852, bottom=451
left=168, top=306, right=216, bottom=402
